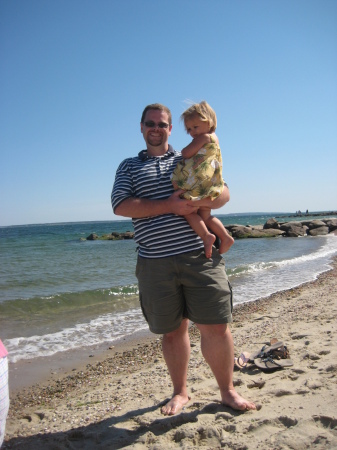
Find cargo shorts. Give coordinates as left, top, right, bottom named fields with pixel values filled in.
left=136, top=248, right=233, bottom=334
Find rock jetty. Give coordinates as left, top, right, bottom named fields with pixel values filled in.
left=229, top=217, right=337, bottom=239
left=86, top=217, right=337, bottom=241
left=86, top=231, right=134, bottom=241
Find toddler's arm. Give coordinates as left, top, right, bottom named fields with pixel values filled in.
left=182, top=133, right=218, bottom=159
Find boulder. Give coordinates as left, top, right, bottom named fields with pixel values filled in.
left=86, top=233, right=99, bottom=240
left=279, top=222, right=308, bottom=237
left=307, top=226, right=330, bottom=236
left=256, top=229, right=285, bottom=237
left=322, top=218, right=337, bottom=231
left=301, top=220, right=327, bottom=229
left=263, top=218, right=280, bottom=229
left=107, top=231, right=134, bottom=240
left=86, top=231, right=134, bottom=241
left=230, top=226, right=285, bottom=239
left=119, top=232, right=134, bottom=239
left=225, top=224, right=242, bottom=232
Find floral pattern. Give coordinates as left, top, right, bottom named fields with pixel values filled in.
left=171, top=139, right=224, bottom=201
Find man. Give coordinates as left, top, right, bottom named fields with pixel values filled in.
left=111, top=103, right=256, bottom=415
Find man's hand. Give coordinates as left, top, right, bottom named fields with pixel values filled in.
left=167, top=190, right=199, bottom=216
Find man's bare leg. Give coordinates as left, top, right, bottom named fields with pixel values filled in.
left=161, top=319, right=191, bottom=415
left=196, top=323, right=256, bottom=411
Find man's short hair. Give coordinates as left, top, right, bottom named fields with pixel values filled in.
left=141, top=103, right=172, bottom=125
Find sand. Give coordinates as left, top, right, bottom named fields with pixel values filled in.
left=3, top=258, right=337, bottom=449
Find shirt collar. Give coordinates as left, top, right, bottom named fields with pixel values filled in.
left=138, top=145, right=175, bottom=161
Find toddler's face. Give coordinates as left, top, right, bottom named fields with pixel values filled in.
left=185, top=116, right=210, bottom=139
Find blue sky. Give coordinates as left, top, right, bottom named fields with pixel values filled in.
left=1, top=0, right=336, bottom=226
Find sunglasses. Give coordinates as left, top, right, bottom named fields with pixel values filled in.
left=144, top=121, right=170, bottom=129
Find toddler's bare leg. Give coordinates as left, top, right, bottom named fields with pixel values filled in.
left=185, top=213, right=215, bottom=258
left=199, top=208, right=234, bottom=254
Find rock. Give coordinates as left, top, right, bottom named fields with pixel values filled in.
left=84, top=214, right=336, bottom=242
left=264, top=218, right=280, bottom=229
left=86, top=233, right=99, bottom=240
left=301, top=220, right=327, bottom=229
left=120, top=232, right=134, bottom=239
left=251, top=224, right=264, bottom=230
left=225, top=224, right=242, bottom=232
left=307, top=226, right=330, bottom=236
left=230, top=226, right=285, bottom=239
left=86, top=231, right=134, bottom=241
left=110, top=231, right=134, bottom=239
left=279, top=222, right=308, bottom=237
left=323, top=218, right=337, bottom=231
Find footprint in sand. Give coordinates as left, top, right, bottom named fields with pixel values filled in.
left=304, top=378, right=324, bottom=390
left=22, top=411, right=46, bottom=423
left=313, top=415, right=337, bottom=430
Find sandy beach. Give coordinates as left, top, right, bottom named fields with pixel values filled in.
left=3, top=258, right=337, bottom=449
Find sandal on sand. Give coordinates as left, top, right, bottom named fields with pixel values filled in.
left=235, top=352, right=251, bottom=370
left=249, top=341, right=284, bottom=361
left=254, top=356, right=293, bottom=371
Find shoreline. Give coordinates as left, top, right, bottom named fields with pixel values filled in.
left=7, top=254, right=334, bottom=395
left=4, top=257, right=337, bottom=449
left=8, top=328, right=155, bottom=394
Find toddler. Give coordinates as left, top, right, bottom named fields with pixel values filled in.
left=171, top=101, right=234, bottom=258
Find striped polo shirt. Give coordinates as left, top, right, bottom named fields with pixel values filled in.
left=111, top=145, right=203, bottom=258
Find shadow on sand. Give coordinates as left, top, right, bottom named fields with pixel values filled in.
left=4, top=400, right=246, bottom=449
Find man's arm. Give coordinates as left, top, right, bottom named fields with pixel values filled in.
left=114, top=190, right=200, bottom=218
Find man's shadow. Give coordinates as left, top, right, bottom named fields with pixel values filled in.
left=4, top=399, right=242, bottom=449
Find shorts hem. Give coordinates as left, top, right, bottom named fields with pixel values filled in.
left=190, top=315, right=233, bottom=325
left=149, top=323, right=183, bottom=335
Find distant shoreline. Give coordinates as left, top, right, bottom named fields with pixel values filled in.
left=1, top=210, right=336, bottom=228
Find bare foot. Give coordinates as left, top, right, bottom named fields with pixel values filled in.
left=161, top=394, right=191, bottom=415
left=221, top=389, right=256, bottom=411
left=203, top=233, right=216, bottom=258
left=219, top=234, right=234, bottom=254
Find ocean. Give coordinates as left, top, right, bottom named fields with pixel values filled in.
left=1, top=213, right=337, bottom=364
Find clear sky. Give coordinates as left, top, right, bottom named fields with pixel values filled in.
left=1, top=0, right=336, bottom=226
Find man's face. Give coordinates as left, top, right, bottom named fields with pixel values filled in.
left=140, top=109, right=172, bottom=148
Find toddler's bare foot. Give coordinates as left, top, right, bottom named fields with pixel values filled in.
left=219, top=234, right=234, bottom=254
left=161, top=394, right=191, bottom=415
left=203, top=233, right=216, bottom=258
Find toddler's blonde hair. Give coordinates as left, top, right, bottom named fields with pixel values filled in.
left=181, top=101, right=217, bottom=133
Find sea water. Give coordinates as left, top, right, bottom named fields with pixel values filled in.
left=1, top=213, right=336, bottom=363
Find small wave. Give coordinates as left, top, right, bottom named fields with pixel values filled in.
left=231, top=236, right=337, bottom=306
left=275, top=235, right=337, bottom=267
left=228, top=261, right=276, bottom=277
left=0, top=284, right=139, bottom=317
left=5, top=308, right=148, bottom=363
left=106, top=285, right=139, bottom=296
left=228, top=235, right=337, bottom=279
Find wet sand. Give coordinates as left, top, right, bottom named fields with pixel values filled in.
left=3, top=258, right=337, bottom=449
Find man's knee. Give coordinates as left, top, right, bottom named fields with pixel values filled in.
left=164, top=319, right=189, bottom=339
left=196, top=323, right=229, bottom=338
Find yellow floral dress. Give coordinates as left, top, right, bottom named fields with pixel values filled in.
left=171, top=136, right=225, bottom=200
